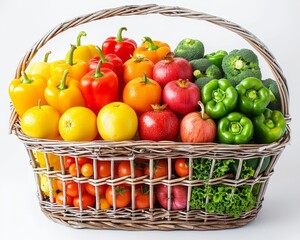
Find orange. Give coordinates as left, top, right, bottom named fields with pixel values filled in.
left=21, top=104, right=60, bottom=139
left=59, top=106, right=97, bottom=141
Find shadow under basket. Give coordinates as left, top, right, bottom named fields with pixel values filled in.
left=8, top=4, right=291, bottom=231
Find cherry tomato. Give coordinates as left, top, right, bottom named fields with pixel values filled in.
left=144, top=160, right=168, bottom=178
left=69, top=163, right=79, bottom=177
left=135, top=185, right=156, bottom=209
left=85, top=183, right=107, bottom=197
left=64, top=156, right=75, bottom=170
left=118, top=160, right=144, bottom=178
left=55, top=191, right=73, bottom=206
left=174, top=158, right=189, bottom=177
left=66, top=181, right=86, bottom=197
left=81, top=163, right=94, bottom=177
left=56, top=179, right=63, bottom=191
left=100, top=197, right=111, bottom=210
left=105, top=185, right=131, bottom=208
left=78, top=157, right=93, bottom=166
left=73, top=192, right=96, bottom=210
left=97, top=161, right=112, bottom=178
left=122, top=75, right=162, bottom=114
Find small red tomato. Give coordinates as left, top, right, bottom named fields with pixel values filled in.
left=135, top=185, right=156, bottom=209
left=144, top=160, right=168, bottom=179
left=153, top=52, right=193, bottom=87
left=163, top=79, right=201, bottom=115
left=118, top=160, right=144, bottom=178
left=55, top=192, right=73, bottom=206
left=85, top=183, right=107, bottom=197
left=139, top=104, right=179, bottom=141
left=174, top=158, right=189, bottom=177
left=105, top=185, right=131, bottom=208
left=73, top=192, right=96, bottom=210
left=77, top=157, right=93, bottom=166
left=64, top=156, right=75, bottom=170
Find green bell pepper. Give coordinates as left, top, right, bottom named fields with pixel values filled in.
left=252, top=108, right=286, bottom=143
left=204, top=50, right=228, bottom=69
left=235, top=77, right=270, bottom=116
left=201, top=79, right=238, bottom=119
left=218, top=112, right=254, bottom=144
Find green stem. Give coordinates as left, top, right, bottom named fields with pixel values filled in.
left=93, top=60, right=104, bottom=78
left=193, top=70, right=203, bottom=79
left=246, top=89, right=258, bottom=101
left=265, top=119, right=275, bottom=129
left=43, top=51, right=52, bottom=63
left=66, top=44, right=77, bottom=66
left=77, top=31, right=87, bottom=47
left=21, top=71, right=33, bottom=84
left=116, top=27, right=127, bottom=42
left=213, top=89, right=225, bottom=102
left=140, top=72, right=152, bottom=84
left=96, top=46, right=109, bottom=63
left=230, top=122, right=242, bottom=135
left=144, top=36, right=159, bottom=50
left=57, top=70, right=69, bottom=90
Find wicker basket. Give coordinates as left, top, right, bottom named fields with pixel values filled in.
left=9, top=4, right=291, bottom=230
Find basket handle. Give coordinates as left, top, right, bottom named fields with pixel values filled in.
left=9, top=4, right=290, bottom=133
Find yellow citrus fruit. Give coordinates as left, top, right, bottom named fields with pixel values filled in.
left=59, top=106, right=97, bottom=141
left=39, top=174, right=58, bottom=197
left=21, top=104, right=60, bottom=139
left=97, top=102, right=138, bottom=141
left=35, top=151, right=61, bottom=171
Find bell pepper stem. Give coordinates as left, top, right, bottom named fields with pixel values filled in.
left=66, top=44, right=77, bottom=66
left=77, top=31, right=87, bottom=47
left=144, top=36, right=159, bottom=51
left=96, top=46, right=109, bottom=63
left=37, top=98, right=42, bottom=109
left=116, top=27, right=127, bottom=42
left=141, top=72, right=152, bottom=84
left=93, top=60, right=104, bottom=78
left=21, top=71, right=33, bottom=84
left=43, top=51, right=52, bottom=63
left=57, top=69, right=69, bottom=90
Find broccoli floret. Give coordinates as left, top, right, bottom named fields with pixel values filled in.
left=262, top=78, right=282, bottom=110
left=195, top=77, right=214, bottom=89
left=190, top=58, right=222, bottom=80
left=222, top=49, right=262, bottom=83
left=174, top=38, right=204, bottom=61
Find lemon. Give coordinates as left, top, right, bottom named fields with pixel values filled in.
left=39, top=174, right=58, bottom=197
left=59, top=106, right=98, bottom=141
left=21, top=103, right=60, bottom=139
left=36, top=151, right=61, bottom=171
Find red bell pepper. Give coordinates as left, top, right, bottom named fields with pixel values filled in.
left=101, top=27, right=137, bottom=63
left=80, top=60, right=119, bottom=114
left=88, top=46, right=123, bottom=81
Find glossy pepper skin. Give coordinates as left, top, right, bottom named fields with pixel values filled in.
left=9, top=72, right=47, bottom=117
left=80, top=60, right=119, bottom=114
left=252, top=108, right=286, bottom=143
left=44, top=69, right=85, bottom=114
left=50, top=44, right=88, bottom=80
left=66, top=31, right=99, bottom=63
left=217, top=112, right=254, bottom=144
left=27, top=51, right=52, bottom=79
left=133, top=36, right=171, bottom=64
left=102, top=27, right=137, bottom=63
left=235, top=77, right=270, bottom=116
left=204, top=50, right=228, bottom=69
left=201, top=79, right=238, bottom=119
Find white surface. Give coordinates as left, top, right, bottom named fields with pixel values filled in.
left=1, top=0, right=299, bottom=239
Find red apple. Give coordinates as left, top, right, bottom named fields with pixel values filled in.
left=180, top=101, right=217, bottom=143
left=138, top=104, right=179, bottom=141
left=156, top=184, right=187, bottom=210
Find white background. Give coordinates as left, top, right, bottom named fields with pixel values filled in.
left=1, top=0, right=299, bottom=239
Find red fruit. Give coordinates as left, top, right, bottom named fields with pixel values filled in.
left=153, top=52, right=193, bottom=88
left=155, top=184, right=187, bottom=210
left=138, top=104, right=179, bottom=141
left=180, top=102, right=217, bottom=143
left=163, top=79, right=201, bottom=115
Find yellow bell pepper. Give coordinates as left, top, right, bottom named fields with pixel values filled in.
left=66, top=31, right=99, bottom=63
left=44, top=69, right=85, bottom=114
left=27, top=51, right=52, bottom=79
left=50, top=44, right=88, bottom=80
left=8, top=72, right=47, bottom=117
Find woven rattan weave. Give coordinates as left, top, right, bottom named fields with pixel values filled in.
left=9, top=4, right=291, bottom=230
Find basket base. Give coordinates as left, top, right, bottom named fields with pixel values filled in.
left=40, top=205, right=261, bottom=231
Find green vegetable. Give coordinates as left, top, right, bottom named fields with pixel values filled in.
left=190, top=185, right=257, bottom=217
left=230, top=156, right=271, bottom=179
left=217, top=112, right=254, bottom=144
left=252, top=108, right=286, bottom=143
left=174, top=38, right=205, bottom=61
left=222, top=49, right=262, bottom=83
left=236, top=77, right=270, bottom=116
left=204, top=50, right=228, bottom=69
left=262, top=78, right=282, bottom=111
left=201, top=79, right=238, bottom=119
left=191, top=58, right=222, bottom=79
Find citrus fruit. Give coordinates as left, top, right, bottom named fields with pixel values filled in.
left=35, top=151, right=61, bottom=171
left=59, top=106, right=97, bottom=141
left=21, top=104, right=60, bottom=139
left=97, top=102, right=138, bottom=141
left=39, top=174, right=58, bottom=197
